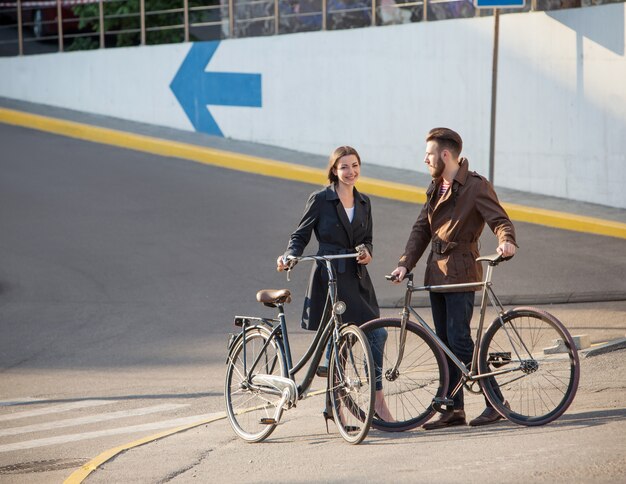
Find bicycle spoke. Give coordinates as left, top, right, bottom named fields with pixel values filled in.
left=225, top=329, right=286, bottom=442
left=329, top=326, right=374, bottom=444
left=480, top=308, right=579, bottom=426
left=361, top=319, right=448, bottom=431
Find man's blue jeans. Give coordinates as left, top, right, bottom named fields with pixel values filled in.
left=430, top=290, right=476, bottom=410
left=430, top=291, right=504, bottom=409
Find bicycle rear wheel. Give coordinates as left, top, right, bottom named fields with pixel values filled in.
left=224, top=327, right=287, bottom=442
left=328, top=325, right=375, bottom=444
left=479, top=307, right=580, bottom=426
left=360, top=318, right=449, bottom=431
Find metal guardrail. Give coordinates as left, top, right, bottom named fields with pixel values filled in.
left=0, top=0, right=614, bottom=56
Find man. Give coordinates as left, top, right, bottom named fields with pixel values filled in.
left=391, top=127, right=517, bottom=428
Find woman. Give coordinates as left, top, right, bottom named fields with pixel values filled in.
left=276, top=145, right=393, bottom=423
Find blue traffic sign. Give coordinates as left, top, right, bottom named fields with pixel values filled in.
left=474, top=0, right=525, bottom=7
left=170, top=41, right=262, bottom=137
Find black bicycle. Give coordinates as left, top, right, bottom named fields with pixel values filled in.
left=224, top=251, right=376, bottom=444
left=360, top=254, right=580, bottom=431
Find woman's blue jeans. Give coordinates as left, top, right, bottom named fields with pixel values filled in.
left=323, top=326, right=387, bottom=391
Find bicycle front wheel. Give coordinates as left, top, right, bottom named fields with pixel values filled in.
left=224, top=327, right=287, bottom=442
left=360, top=318, right=449, bottom=432
left=328, top=325, right=375, bottom=444
left=479, top=307, right=580, bottom=426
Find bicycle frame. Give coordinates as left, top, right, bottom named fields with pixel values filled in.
left=394, top=257, right=530, bottom=399
left=238, top=253, right=359, bottom=400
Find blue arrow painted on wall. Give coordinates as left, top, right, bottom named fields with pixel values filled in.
left=170, top=41, right=262, bottom=137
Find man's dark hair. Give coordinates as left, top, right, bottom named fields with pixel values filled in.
left=426, top=127, right=463, bottom=157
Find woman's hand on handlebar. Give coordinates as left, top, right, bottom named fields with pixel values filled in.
left=276, top=255, right=293, bottom=272
left=390, top=266, right=407, bottom=284
left=356, top=245, right=372, bottom=265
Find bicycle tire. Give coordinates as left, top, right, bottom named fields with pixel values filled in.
left=360, top=318, right=449, bottom=432
left=224, top=326, right=287, bottom=442
left=479, top=307, right=580, bottom=426
left=328, top=325, right=375, bottom=444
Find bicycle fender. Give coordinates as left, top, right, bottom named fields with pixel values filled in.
left=225, top=325, right=274, bottom=364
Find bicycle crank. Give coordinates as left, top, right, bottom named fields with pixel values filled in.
left=250, top=374, right=299, bottom=424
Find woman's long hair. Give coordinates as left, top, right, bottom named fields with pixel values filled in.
left=327, top=146, right=361, bottom=184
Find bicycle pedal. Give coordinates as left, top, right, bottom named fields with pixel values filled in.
left=432, top=397, right=454, bottom=413
left=259, top=418, right=277, bottom=425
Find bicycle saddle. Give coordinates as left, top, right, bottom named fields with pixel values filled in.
left=256, top=289, right=292, bottom=307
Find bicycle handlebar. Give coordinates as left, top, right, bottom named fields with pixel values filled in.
left=281, top=245, right=366, bottom=280
left=283, top=244, right=366, bottom=266
left=385, top=273, right=414, bottom=282
left=287, top=253, right=360, bottom=263
left=477, top=253, right=514, bottom=266
left=385, top=253, right=513, bottom=283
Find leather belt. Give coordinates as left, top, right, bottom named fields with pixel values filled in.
left=431, top=240, right=478, bottom=255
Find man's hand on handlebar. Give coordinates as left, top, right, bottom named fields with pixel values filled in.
left=389, top=266, right=407, bottom=284
left=496, top=241, right=516, bottom=259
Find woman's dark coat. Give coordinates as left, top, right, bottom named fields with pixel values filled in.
left=285, top=184, right=379, bottom=331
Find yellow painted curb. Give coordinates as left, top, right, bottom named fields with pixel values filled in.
left=503, top=203, right=626, bottom=239
left=1, top=107, right=625, bottom=239
left=63, top=412, right=226, bottom=484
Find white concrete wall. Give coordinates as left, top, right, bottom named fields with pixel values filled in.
left=1, top=4, right=625, bottom=208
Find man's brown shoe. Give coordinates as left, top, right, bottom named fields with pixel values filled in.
left=469, top=402, right=509, bottom=427
left=423, top=409, right=466, bottom=430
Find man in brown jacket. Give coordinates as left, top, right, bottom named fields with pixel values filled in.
left=391, top=127, right=517, bottom=428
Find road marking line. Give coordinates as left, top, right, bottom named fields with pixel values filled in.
left=63, top=388, right=325, bottom=483
left=0, top=398, right=43, bottom=407
left=0, top=414, right=217, bottom=453
left=63, top=412, right=226, bottom=484
left=0, top=400, right=116, bottom=422
left=1, top=107, right=624, bottom=240
left=0, top=404, right=187, bottom=437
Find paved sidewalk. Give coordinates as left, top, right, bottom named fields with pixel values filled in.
left=83, top=342, right=626, bottom=484
left=68, top=300, right=626, bottom=483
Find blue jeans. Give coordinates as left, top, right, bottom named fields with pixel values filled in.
left=323, top=326, right=387, bottom=391
left=430, top=291, right=504, bottom=409
left=430, top=291, right=475, bottom=410
left=367, top=327, right=388, bottom=391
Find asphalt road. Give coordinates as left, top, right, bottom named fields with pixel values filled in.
left=0, top=122, right=625, bottom=482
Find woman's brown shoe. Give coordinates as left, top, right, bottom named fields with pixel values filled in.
left=422, top=409, right=467, bottom=430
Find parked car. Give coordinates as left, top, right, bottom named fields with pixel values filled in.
left=0, top=1, right=80, bottom=40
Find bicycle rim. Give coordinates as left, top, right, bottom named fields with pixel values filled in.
left=224, top=328, right=287, bottom=442
left=361, top=318, right=449, bottom=432
left=329, top=325, right=375, bottom=444
left=479, top=307, right=580, bottom=426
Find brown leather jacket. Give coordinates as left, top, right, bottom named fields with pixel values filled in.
left=398, top=159, right=517, bottom=290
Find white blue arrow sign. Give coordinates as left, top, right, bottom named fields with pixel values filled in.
left=474, top=0, right=525, bottom=8
left=170, top=41, right=262, bottom=137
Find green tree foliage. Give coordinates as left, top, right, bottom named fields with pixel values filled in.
left=69, top=0, right=221, bottom=51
